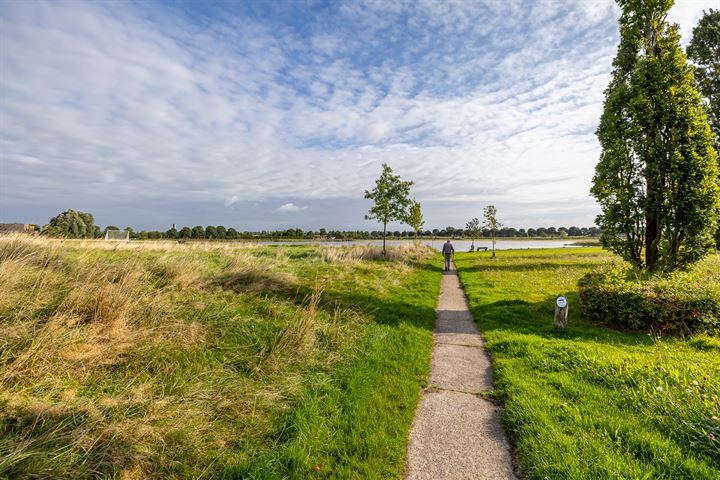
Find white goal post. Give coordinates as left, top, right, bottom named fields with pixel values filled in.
left=104, top=230, right=130, bottom=241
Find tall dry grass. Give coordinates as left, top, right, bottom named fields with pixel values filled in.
left=319, top=242, right=433, bottom=264
left=0, top=236, right=315, bottom=477
left=271, top=290, right=321, bottom=354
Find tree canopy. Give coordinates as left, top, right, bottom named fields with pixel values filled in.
left=465, top=218, right=480, bottom=239
left=405, top=198, right=424, bottom=238
left=687, top=8, right=720, bottom=151
left=42, top=209, right=97, bottom=238
left=364, top=163, right=414, bottom=254
left=592, top=0, right=720, bottom=271
left=688, top=8, right=720, bottom=248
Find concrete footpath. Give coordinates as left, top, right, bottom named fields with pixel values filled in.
left=405, top=264, right=518, bottom=480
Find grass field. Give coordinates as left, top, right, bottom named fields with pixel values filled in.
left=455, top=248, right=720, bottom=479
left=0, top=237, right=441, bottom=479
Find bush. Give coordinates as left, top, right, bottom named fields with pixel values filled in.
left=578, top=256, right=720, bottom=335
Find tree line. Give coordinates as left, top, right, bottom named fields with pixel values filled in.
left=36, top=209, right=600, bottom=240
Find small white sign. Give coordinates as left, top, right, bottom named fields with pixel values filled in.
left=556, top=296, right=568, bottom=308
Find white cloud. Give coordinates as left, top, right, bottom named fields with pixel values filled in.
left=277, top=203, right=307, bottom=212
left=224, top=195, right=240, bottom=206
left=668, top=0, right=713, bottom=46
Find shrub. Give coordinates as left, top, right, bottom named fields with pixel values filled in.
left=578, top=256, right=720, bottom=335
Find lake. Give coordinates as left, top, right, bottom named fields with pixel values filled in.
left=252, top=239, right=598, bottom=251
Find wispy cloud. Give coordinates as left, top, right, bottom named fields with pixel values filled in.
left=224, top=196, right=240, bottom=207
left=0, top=0, right=714, bottom=229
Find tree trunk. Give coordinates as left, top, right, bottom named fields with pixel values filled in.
left=382, top=222, right=387, bottom=255
left=644, top=21, right=662, bottom=272
left=645, top=159, right=660, bottom=271
left=645, top=217, right=659, bottom=270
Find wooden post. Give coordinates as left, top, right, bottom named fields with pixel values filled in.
left=554, top=296, right=568, bottom=330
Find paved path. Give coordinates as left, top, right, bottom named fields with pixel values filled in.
left=405, top=265, right=518, bottom=480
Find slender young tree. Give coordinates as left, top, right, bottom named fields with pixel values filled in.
left=364, top=163, right=414, bottom=255
left=483, top=206, right=502, bottom=258
left=592, top=0, right=720, bottom=271
left=405, top=198, right=425, bottom=240
left=465, top=217, right=480, bottom=251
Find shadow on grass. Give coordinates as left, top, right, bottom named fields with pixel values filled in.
left=216, top=258, right=442, bottom=331
left=458, top=261, right=609, bottom=273
left=467, top=295, right=654, bottom=347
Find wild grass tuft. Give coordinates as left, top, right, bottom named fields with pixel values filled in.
left=320, top=242, right=433, bottom=264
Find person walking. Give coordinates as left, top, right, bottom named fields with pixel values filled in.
left=442, top=239, right=454, bottom=271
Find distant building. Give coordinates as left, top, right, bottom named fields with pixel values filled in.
left=0, top=223, right=36, bottom=235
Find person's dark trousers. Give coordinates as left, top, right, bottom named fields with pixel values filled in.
left=444, top=253, right=452, bottom=271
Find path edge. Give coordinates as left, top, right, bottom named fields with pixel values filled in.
left=454, top=262, right=525, bottom=480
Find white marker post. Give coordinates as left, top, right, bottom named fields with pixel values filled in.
left=554, top=295, right=568, bottom=330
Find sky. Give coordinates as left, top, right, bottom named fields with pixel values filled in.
left=0, top=0, right=716, bottom=231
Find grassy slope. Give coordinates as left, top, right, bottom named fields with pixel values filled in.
left=0, top=239, right=440, bottom=479
left=455, top=248, right=720, bottom=479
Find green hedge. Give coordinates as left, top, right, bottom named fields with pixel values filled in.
left=578, top=256, right=720, bottom=335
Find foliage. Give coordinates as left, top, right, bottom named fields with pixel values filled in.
left=41, top=209, right=97, bottom=238
left=191, top=225, right=204, bottom=239
left=483, top=205, right=502, bottom=257
left=455, top=248, right=720, bottom=479
left=465, top=218, right=480, bottom=239
left=688, top=8, right=720, bottom=249
left=205, top=225, right=218, bottom=239
left=592, top=0, right=720, bottom=271
left=579, top=255, right=720, bottom=335
left=688, top=8, right=720, bottom=150
left=0, top=237, right=440, bottom=479
left=364, top=163, right=414, bottom=254
left=405, top=198, right=424, bottom=238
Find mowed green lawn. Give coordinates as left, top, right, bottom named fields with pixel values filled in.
left=0, top=238, right=441, bottom=479
left=455, top=248, right=720, bottom=479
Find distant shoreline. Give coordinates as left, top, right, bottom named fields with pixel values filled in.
left=237, top=236, right=601, bottom=243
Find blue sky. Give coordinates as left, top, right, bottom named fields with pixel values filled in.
left=0, top=0, right=715, bottom=231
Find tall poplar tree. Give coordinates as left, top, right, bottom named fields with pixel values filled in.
left=592, top=0, right=720, bottom=271
left=687, top=8, right=720, bottom=151
left=687, top=8, right=720, bottom=248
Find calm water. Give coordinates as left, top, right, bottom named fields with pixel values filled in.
left=252, top=239, right=596, bottom=251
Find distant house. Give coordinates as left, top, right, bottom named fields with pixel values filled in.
left=0, top=223, right=36, bottom=235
